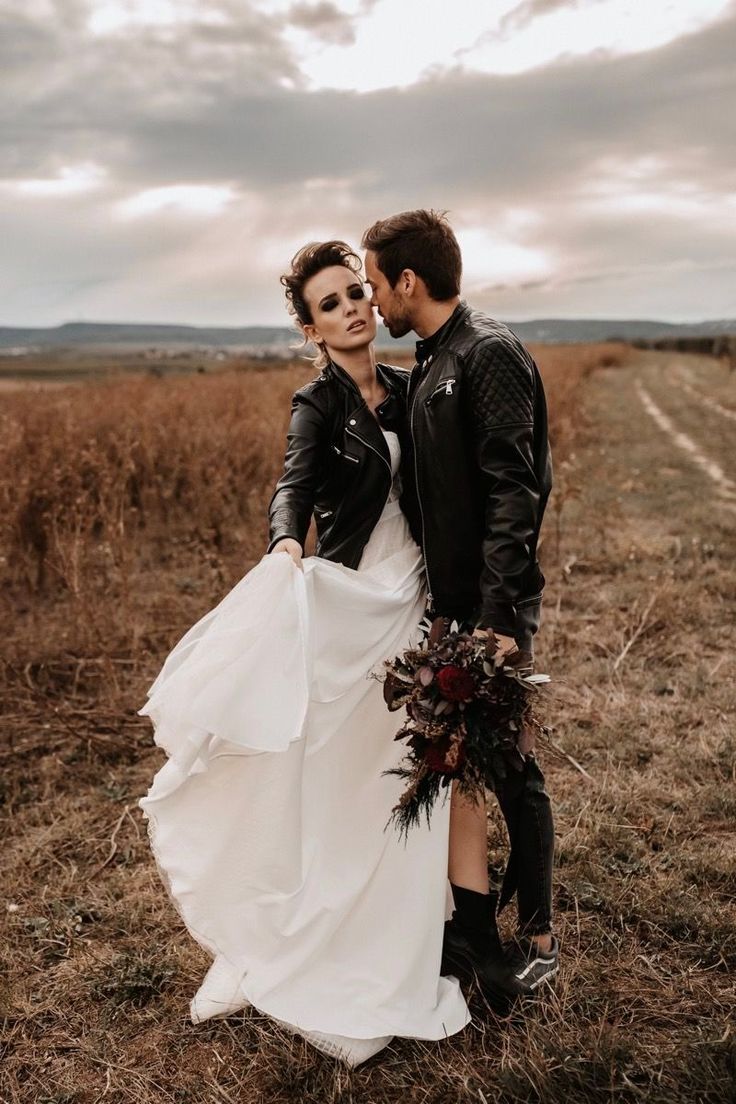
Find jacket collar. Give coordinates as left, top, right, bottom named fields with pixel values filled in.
left=323, top=359, right=391, bottom=462
left=433, top=301, right=471, bottom=348
left=324, top=358, right=362, bottom=398
left=414, top=301, right=470, bottom=363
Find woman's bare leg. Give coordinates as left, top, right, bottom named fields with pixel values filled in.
left=448, top=782, right=489, bottom=892
left=448, top=784, right=553, bottom=952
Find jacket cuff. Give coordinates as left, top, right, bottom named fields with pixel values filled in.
left=266, top=533, right=302, bottom=554
left=475, top=601, right=517, bottom=638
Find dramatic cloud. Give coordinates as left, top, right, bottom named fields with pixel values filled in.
left=287, top=1, right=358, bottom=46
left=289, top=0, right=734, bottom=88
left=1, top=0, right=734, bottom=325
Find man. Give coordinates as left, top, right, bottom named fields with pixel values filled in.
left=362, top=209, right=558, bottom=1009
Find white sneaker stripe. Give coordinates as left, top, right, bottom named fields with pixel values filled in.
left=514, top=955, right=555, bottom=982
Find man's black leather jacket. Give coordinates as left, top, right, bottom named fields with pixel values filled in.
left=268, top=360, right=409, bottom=567
left=400, top=302, right=553, bottom=638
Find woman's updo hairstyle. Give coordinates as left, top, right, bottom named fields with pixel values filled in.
left=281, top=240, right=363, bottom=368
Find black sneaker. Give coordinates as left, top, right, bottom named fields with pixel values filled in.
left=440, top=919, right=518, bottom=1014
left=504, top=935, right=560, bottom=994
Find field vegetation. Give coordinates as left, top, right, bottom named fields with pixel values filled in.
left=2, top=343, right=734, bottom=1103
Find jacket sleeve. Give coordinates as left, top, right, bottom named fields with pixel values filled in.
left=463, top=339, right=542, bottom=636
left=267, top=392, right=327, bottom=553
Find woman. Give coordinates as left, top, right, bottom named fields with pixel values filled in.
left=139, top=242, right=469, bottom=1066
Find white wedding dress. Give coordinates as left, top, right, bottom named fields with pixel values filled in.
left=139, top=431, right=470, bottom=1065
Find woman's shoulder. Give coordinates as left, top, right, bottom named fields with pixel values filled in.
left=293, top=371, right=331, bottom=404
left=290, top=373, right=336, bottom=425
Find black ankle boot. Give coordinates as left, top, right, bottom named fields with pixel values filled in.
left=442, top=884, right=517, bottom=1012
left=449, top=883, right=501, bottom=952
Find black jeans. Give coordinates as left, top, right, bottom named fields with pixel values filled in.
left=495, top=592, right=554, bottom=936
left=493, top=756, right=554, bottom=936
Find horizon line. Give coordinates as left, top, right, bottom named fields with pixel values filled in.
left=2, top=315, right=735, bottom=330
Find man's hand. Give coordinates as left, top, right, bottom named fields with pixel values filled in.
left=269, top=538, right=304, bottom=570
left=473, top=626, right=520, bottom=668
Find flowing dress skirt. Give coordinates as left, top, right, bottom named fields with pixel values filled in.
left=139, top=500, right=470, bottom=1064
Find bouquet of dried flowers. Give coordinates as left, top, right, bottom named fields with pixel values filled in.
left=381, top=616, right=551, bottom=834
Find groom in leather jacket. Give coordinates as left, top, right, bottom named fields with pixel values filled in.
left=363, top=210, right=558, bottom=1007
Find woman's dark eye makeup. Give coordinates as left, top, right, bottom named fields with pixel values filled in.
left=320, top=286, right=365, bottom=312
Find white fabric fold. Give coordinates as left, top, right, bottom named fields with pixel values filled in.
left=139, top=487, right=470, bottom=1063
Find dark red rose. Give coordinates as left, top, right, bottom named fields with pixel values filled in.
left=436, top=665, right=476, bottom=702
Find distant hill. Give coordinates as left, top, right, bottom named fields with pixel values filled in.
left=1, top=318, right=734, bottom=352
left=0, top=322, right=294, bottom=351
left=510, top=318, right=736, bottom=343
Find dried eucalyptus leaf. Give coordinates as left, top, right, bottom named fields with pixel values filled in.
left=429, top=617, right=448, bottom=646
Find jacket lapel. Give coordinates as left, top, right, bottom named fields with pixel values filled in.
left=328, top=360, right=391, bottom=464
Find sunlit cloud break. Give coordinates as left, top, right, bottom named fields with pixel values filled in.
left=87, top=0, right=225, bottom=35
left=7, top=164, right=107, bottom=198
left=116, top=185, right=237, bottom=219
left=286, top=0, right=735, bottom=91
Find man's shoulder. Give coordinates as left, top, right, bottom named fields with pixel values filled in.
left=456, top=309, right=527, bottom=352
left=450, top=309, right=533, bottom=370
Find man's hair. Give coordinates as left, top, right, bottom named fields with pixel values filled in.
left=361, top=209, right=462, bottom=300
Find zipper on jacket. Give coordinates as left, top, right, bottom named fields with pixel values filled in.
left=332, top=443, right=359, bottom=463
left=425, top=377, right=456, bottom=405
left=316, top=442, right=360, bottom=529
left=345, top=425, right=394, bottom=527
left=409, top=390, right=435, bottom=612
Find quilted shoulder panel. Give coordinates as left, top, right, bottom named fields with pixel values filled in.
left=463, top=336, right=535, bottom=428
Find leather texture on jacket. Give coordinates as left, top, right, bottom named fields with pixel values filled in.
left=401, top=302, right=553, bottom=637
left=268, top=360, right=410, bottom=569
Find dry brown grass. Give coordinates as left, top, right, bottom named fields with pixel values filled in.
left=0, top=361, right=311, bottom=593
left=3, top=343, right=735, bottom=1104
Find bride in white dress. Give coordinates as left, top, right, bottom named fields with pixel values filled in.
left=139, top=241, right=470, bottom=1066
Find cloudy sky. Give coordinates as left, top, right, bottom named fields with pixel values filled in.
left=2, top=0, right=735, bottom=327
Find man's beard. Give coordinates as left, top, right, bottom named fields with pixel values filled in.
left=384, top=312, right=411, bottom=339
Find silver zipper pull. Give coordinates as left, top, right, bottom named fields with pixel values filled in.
left=445, top=380, right=454, bottom=396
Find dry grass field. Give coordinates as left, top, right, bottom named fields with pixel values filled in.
left=1, top=344, right=734, bottom=1104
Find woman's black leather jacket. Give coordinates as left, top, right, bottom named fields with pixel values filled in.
left=268, top=360, right=410, bottom=568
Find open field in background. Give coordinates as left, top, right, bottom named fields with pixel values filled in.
left=1, top=344, right=735, bottom=1103
left=0, top=343, right=614, bottom=598
left=0, top=349, right=296, bottom=388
